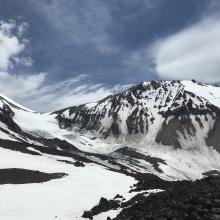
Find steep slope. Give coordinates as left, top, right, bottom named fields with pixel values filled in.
left=53, top=80, right=220, bottom=180
left=1, top=80, right=220, bottom=180
left=0, top=80, right=220, bottom=219
left=55, top=80, right=220, bottom=150
left=0, top=91, right=137, bottom=220
left=0, top=92, right=138, bottom=175
left=0, top=147, right=135, bottom=220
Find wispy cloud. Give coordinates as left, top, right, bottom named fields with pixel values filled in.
left=33, top=0, right=159, bottom=56
left=122, top=1, right=220, bottom=83
left=152, top=14, right=220, bottom=82
left=0, top=71, right=46, bottom=98
left=20, top=74, right=131, bottom=112
left=0, top=20, right=131, bottom=112
left=33, top=0, right=117, bottom=55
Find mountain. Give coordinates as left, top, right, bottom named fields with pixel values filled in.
left=0, top=80, right=220, bottom=220
left=54, top=80, right=220, bottom=150
left=53, top=80, right=220, bottom=179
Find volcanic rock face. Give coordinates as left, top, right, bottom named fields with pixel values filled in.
left=55, top=80, right=220, bottom=150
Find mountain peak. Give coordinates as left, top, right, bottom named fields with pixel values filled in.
left=53, top=80, right=220, bottom=153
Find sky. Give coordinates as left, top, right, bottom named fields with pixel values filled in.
left=0, top=0, right=220, bottom=111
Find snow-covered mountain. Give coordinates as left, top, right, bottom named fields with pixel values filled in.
left=0, top=80, right=220, bottom=220
left=55, top=80, right=220, bottom=150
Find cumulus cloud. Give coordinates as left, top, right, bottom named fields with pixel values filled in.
left=152, top=15, right=220, bottom=82
left=0, top=21, right=25, bottom=70
left=0, top=20, right=46, bottom=104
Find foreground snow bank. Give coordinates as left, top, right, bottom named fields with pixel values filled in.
left=0, top=148, right=135, bottom=220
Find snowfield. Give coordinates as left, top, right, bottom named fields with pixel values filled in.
left=1, top=80, right=220, bottom=219
left=182, top=80, right=220, bottom=108
left=0, top=148, right=135, bottom=220
left=9, top=104, right=220, bottom=181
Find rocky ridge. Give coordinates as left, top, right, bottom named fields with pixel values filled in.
left=55, top=80, right=220, bottom=151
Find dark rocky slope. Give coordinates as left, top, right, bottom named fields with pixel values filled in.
left=114, top=175, right=220, bottom=220
left=81, top=173, right=220, bottom=220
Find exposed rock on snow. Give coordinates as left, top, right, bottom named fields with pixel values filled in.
left=114, top=175, right=220, bottom=220
left=55, top=80, right=220, bottom=151
left=0, top=168, right=66, bottom=184
left=0, top=80, right=220, bottom=219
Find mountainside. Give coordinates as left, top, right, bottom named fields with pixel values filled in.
left=55, top=80, right=220, bottom=151
left=0, top=80, right=220, bottom=220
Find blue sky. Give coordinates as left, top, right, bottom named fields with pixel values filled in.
left=0, top=0, right=219, bottom=111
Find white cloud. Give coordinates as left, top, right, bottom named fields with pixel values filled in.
left=0, top=20, right=33, bottom=72
left=0, top=21, right=25, bottom=70
left=0, top=71, right=46, bottom=98
left=13, top=56, right=33, bottom=67
left=0, top=20, right=46, bottom=105
left=0, top=20, right=131, bottom=112
left=53, top=83, right=131, bottom=110
left=54, top=86, right=113, bottom=109
left=17, top=22, right=29, bottom=38
left=152, top=15, right=220, bottom=82
left=20, top=74, right=131, bottom=112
